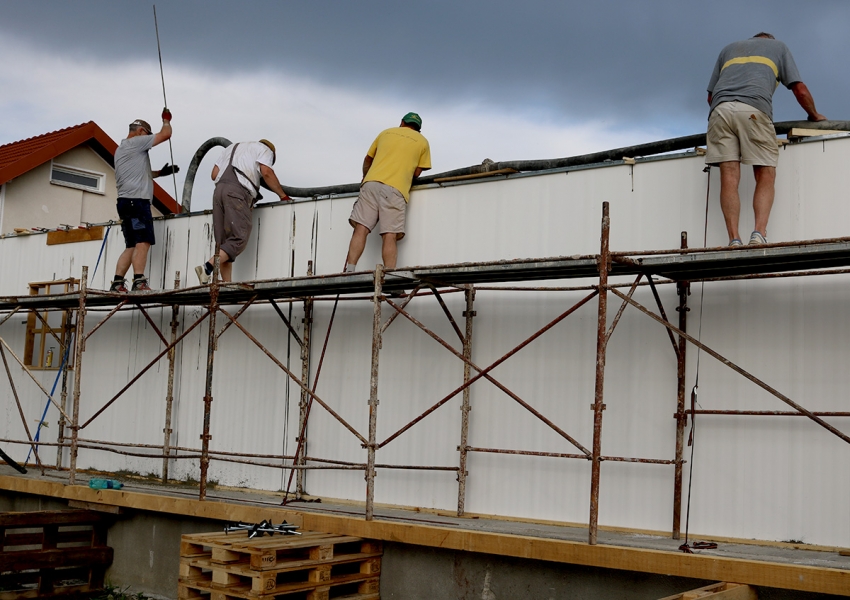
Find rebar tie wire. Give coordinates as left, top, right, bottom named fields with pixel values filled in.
left=679, top=165, right=718, bottom=553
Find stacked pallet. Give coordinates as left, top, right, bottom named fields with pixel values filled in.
left=0, top=510, right=113, bottom=599
left=179, top=530, right=382, bottom=600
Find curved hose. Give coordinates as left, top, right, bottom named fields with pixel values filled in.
left=186, top=121, right=850, bottom=202
left=181, top=137, right=232, bottom=212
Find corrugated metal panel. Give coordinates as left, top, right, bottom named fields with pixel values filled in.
left=1, top=138, right=849, bottom=545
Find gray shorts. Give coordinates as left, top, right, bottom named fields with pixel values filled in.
left=212, top=181, right=254, bottom=261
left=349, top=181, right=407, bottom=239
left=706, top=101, right=779, bottom=167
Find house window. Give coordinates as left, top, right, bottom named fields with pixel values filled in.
left=24, top=279, right=77, bottom=370
left=50, top=163, right=105, bottom=194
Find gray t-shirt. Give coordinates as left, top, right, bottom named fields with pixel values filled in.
left=114, top=135, right=155, bottom=200
left=707, top=37, right=802, bottom=120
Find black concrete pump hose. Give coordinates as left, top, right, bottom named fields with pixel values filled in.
left=180, top=121, right=850, bottom=210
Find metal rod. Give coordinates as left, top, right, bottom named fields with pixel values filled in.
left=0, top=337, right=43, bottom=470
left=646, top=274, right=681, bottom=359
left=162, top=272, right=180, bottom=483
left=80, top=310, right=210, bottom=429
left=269, top=298, right=304, bottom=347
left=605, top=274, right=643, bottom=344
left=137, top=304, right=169, bottom=346
left=379, top=291, right=598, bottom=449
left=609, top=288, right=850, bottom=446
left=296, top=261, right=314, bottom=497
left=365, top=264, right=384, bottom=520
left=0, top=307, right=21, bottom=328
left=589, top=202, right=610, bottom=546
left=152, top=4, right=179, bottom=207
left=199, top=252, right=220, bottom=500
left=381, top=297, right=591, bottom=456
left=430, top=285, right=466, bottom=343
left=56, top=311, right=73, bottom=469
left=215, top=295, right=257, bottom=340
left=456, top=287, right=475, bottom=516
left=84, top=299, right=129, bottom=341
left=688, top=410, right=850, bottom=417
left=69, top=266, right=88, bottom=485
left=0, top=337, right=71, bottom=423
left=467, top=447, right=675, bottom=464
left=673, top=232, right=689, bottom=540
left=380, top=284, right=423, bottom=333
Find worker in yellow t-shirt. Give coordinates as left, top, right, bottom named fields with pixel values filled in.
left=345, top=112, right=431, bottom=271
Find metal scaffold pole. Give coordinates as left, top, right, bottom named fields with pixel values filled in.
left=162, top=272, right=181, bottom=483
left=69, top=266, right=88, bottom=485
left=456, top=286, right=476, bottom=516
left=199, top=256, right=220, bottom=499
left=589, top=203, right=610, bottom=545
left=673, top=232, right=689, bottom=539
left=365, top=264, right=384, bottom=520
left=296, top=261, right=314, bottom=498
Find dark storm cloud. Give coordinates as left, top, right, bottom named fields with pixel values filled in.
left=2, top=0, right=847, bottom=135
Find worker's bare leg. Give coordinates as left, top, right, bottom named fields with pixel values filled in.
left=131, top=242, right=150, bottom=275
left=719, top=161, right=742, bottom=242
left=752, top=165, right=776, bottom=237
left=346, top=223, right=371, bottom=268
left=381, top=233, right=399, bottom=270
left=115, top=247, right=135, bottom=278
left=206, top=249, right=233, bottom=282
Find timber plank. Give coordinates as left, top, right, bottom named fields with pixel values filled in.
left=0, top=546, right=113, bottom=571
left=177, top=573, right=380, bottom=600
left=0, top=510, right=110, bottom=527
left=46, top=226, right=104, bottom=246
left=657, top=582, right=757, bottom=600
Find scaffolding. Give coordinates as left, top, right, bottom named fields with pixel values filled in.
left=2, top=202, right=850, bottom=546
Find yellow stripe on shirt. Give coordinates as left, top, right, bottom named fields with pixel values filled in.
left=721, top=55, right=779, bottom=78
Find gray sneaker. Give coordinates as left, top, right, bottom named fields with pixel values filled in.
left=195, top=265, right=210, bottom=285
left=729, top=238, right=743, bottom=247
left=748, top=231, right=767, bottom=245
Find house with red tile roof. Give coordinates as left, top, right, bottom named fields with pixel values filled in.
left=0, top=121, right=180, bottom=235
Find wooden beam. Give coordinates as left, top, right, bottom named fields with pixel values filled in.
left=1, top=475, right=849, bottom=596
left=787, top=128, right=847, bottom=140
left=46, top=226, right=104, bottom=246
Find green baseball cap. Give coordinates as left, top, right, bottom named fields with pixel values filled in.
left=402, top=112, right=422, bottom=128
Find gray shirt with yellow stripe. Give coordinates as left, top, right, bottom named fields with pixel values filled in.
left=707, top=37, right=802, bottom=120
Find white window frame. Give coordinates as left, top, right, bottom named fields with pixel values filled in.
left=49, top=161, right=106, bottom=195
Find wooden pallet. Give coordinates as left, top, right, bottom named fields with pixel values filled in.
left=178, top=530, right=381, bottom=600
left=657, top=582, right=757, bottom=600
left=0, top=510, right=113, bottom=600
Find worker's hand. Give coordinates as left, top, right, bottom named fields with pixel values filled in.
left=808, top=112, right=827, bottom=122
left=162, top=107, right=173, bottom=122
left=278, top=193, right=293, bottom=202
left=157, top=163, right=180, bottom=177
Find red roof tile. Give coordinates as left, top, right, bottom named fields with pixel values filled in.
left=0, top=122, right=181, bottom=215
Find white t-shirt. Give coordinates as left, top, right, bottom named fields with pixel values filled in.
left=214, top=141, right=275, bottom=199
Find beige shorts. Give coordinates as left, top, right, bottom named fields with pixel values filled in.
left=706, top=101, right=779, bottom=167
left=349, top=181, right=407, bottom=239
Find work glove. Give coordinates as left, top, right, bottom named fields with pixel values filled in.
left=158, top=163, right=180, bottom=177
left=162, top=107, right=173, bottom=122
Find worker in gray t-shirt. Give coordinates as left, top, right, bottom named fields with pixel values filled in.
left=705, top=33, right=826, bottom=247
left=109, top=109, right=178, bottom=293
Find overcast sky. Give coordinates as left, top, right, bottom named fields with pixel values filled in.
left=1, top=0, right=848, bottom=210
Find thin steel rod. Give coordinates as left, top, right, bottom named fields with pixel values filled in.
left=162, top=272, right=180, bottom=483
left=269, top=298, right=304, bottom=347
left=137, top=304, right=169, bottom=346
left=380, top=284, right=423, bottom=333
left=646, top=274, right=681, bottom=359
left=84, top=300, right=129, bottom=341
left=215, top=295, right=257, bottom=341
left=608, top=234, right=850, bottom=257
left=56, top=312, right=73, bottom=469
left=80, top=310, right=210, bottom=429
left=296, top=261, right=314, bottom=497
left=31, top=309, right=65, bottom=351
left=199, top=251, right=220, bottom=500
left=429, top=285, right=466, bottom=343
left=457, top=287, right=475, bottom=517
left=218, top=306, right=367, bottom=445
left=0, top=339, right=43, bottom=470
left=381, top=296, right=591, bottom=456
left=610, top=288, right=850, bottom=446
left=0, top=307, right=21, bottom=328
left=379, top=290, right=598, bottom=449
left=467, top=447, right=674, bottom=464
left=0, top=337, right=71, bottom=423
left=365, top=265, right=384, bottom=521
left=673, top=231, right=689, bottom=540
left=688, top=410, right=850, bottom=417
left=605, top=274, right=643, bottom=344
left=69, top=266, right=88, bottom=485
left=589, top=201, right=610, bottom=546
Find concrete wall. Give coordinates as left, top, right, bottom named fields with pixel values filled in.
left=0, top=490, right=843, bottom=600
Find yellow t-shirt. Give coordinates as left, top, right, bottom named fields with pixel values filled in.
left=363, top=127, right=431, bottom=202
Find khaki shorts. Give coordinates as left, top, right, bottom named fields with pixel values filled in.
left=706, top=101, right=779, bottom=167
left=349, top=181, right=407, bottom=239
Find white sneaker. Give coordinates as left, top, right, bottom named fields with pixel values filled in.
left=195, top=265, right=210, bottom=284
left=748, top=231, right=767, bottom=245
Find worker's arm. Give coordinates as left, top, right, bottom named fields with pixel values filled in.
left=362, top=155, right=374, bottom=179
left=790, top=82, right=826, bottom=122
left=707, top=92, right=712, bottom=106
left=153, top=163, right=179, bottom=178
left=259, top=164, right=292, bottom=201
left=152, top=108, right=173, bottom=146
left=211, top=165, right=220, bottom=181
